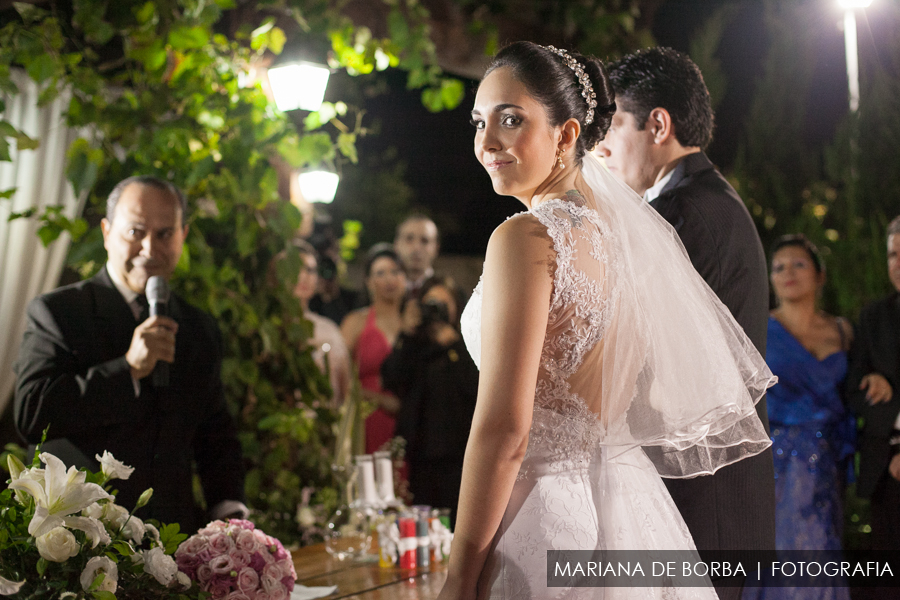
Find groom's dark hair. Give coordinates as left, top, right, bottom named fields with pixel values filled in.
left=606, top=47, right=714, bottom=150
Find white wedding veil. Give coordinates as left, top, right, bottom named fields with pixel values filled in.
left=577, top=153, right=775, bottom=478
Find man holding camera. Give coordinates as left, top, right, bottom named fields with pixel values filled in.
left=381, top=276, right=478, bottom=524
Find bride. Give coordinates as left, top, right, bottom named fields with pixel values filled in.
left=437, top=42, right=776, bottom=600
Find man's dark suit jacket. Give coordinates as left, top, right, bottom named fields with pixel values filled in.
left=650, top=151, right=776, bottom=554
left=845, top=292, right=900, bottom=499
left=14, top=267, right=245, bottom=533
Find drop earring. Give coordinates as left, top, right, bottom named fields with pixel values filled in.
left=556, top=148, right=566, bottom=169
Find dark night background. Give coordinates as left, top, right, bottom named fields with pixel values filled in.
left=327, top=0, right=885, bottom=257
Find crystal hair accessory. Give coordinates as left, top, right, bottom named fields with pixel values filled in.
left=543, top=45, right=598, bottom=126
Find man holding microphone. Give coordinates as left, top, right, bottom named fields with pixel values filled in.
left=14, top=176, right=246, bottom=533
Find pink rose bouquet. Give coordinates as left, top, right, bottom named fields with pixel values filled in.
left=175, top=519, right=297, bottom=600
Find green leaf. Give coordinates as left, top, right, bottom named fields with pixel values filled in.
left=0, top=188, right=16, bottom=199
left=168, top=26, right=208, bottom=50
left=213, top=0, right=236, bottom=8
left=279, top=133, right=334, bottom=168
left=13, top=2, right=49, bottom=23
left=16, top=132, right=40, bottom=151
left=250, top=18, right=275, bottom=51
left=37, top=83, right=60, bottom=106
left=440, top=78, right=465, bottom=110
left=337, top=132, right=357, bottom=163
left=92, top=591, right=116, bottom=600
left=36, top=557, right=48, bottom=576
left=135, top=2, right=156, bottom=24
left=66, top=138, right=102, bottom=197
left=0, top=121, right=17, bottom=138
left=37, top=222, right=62, bottom=246
left=89, top=572, right=105, bottom=591
left=0, top=137, right=10, bottom=162
left=26, top=54, right=56, bottom=85
left=421, top=87, right=443, bottom=113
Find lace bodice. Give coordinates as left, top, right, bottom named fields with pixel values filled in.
left=461, top=198, right=619, bottom=472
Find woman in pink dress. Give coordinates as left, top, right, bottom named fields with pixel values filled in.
left=341, top=246, right=407, bottom=454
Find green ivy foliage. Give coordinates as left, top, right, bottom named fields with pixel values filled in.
left=0, top=0, right=463, bottom=546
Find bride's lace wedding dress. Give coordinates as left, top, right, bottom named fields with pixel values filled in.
left=459, top=158, right=775, bottom=600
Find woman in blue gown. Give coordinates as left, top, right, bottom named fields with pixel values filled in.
left=745, top=234, right=855, bottom=600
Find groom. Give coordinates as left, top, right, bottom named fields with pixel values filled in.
left=594, top=47, right=774, bottom=598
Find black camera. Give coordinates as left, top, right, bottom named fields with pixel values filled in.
left=420, top=299, right=450, bottom=325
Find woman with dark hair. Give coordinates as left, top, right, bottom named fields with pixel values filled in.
left=341, top=245, right=407, bottom=454
left=743, top=235, right=854, bottom=600
left=382, top=275, right=478, bottom=525
left=291, top=242, right=352, bottom=407
left=438, top=41, right=775, bottom=600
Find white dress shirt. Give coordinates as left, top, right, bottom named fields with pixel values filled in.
left=643, top=168, right=676, bottom=203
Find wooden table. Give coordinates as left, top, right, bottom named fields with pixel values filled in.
left=292, top=544, right=448, bottom=599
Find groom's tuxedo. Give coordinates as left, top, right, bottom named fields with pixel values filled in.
left=14, top=267, right=244, bottom=533
left=650, top=151, right=776, bottom=554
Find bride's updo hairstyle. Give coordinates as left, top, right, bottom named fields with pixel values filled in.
left=484, top=41, right=615, bottom=165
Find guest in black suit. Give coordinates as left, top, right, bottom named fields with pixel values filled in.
left=14, top=176, right=246, bottom=533
left=595, top=47, right=773, bottom=599
left=382, top=275, right=478, bottom=525
left=846, top=215, right=900, bottom=551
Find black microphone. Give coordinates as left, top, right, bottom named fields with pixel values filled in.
left=146, top=275, right=171, bottom=387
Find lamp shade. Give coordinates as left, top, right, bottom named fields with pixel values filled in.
left=298, top=170, right=340, bottom=204
left=838, top=0, right=872, bottom=7
left=268, top=62, right=330, bottom=112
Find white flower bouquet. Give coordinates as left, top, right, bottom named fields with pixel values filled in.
left=0, top=448, right=194, bottom=599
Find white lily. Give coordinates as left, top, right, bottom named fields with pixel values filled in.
left=94, top=451, right=134, bottom=482
left=7, top=455, right=44, bottom=505
left=0, top=574, right=25, bottom=596
left=63, top=516, right=111, bottom=548
left=8, top=453, right=113, bottom=538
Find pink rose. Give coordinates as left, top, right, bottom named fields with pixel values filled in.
left=225, top=593, right=251, bottom=600
left=236, top=567, right=260, bottom=594
left=254, top=593, right=273, bottom=600
left=261, top=574, right=280, bottom=594
left=268, top=588, right=288, bottom=600
left=235, top=529, right=259, bottom=553
left=178, top=535, right=209, bottom=557
left=210, top=554, right=234, bottom=575
left=199, top=521, right=227, bottom=537
left=280, top=575, right=296, bottom=592
left=228, top=519, right=255, bottom=531
left=197, top=549, right=213, bottom=564
left=230, top=550, right=252, bottom=570
left=249, top=552, right=267, bottom=572
left=208, top=578, right=231, bottom=600
left=196, top=564, right=214, bottom=583
left=263, top=563, right=287, bottom=581
left=208, top=533, right=235, bottom=557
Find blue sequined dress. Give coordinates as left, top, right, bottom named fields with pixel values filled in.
left=744, top=316, right=855, bottom=600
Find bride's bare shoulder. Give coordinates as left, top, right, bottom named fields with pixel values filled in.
left=486, top=213, right=556, bottom=279
left=489, top=212, right=553, bottom=252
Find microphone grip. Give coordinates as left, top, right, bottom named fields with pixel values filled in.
left=150, top=300, right=170, bottom=388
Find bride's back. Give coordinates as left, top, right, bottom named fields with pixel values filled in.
left=531, top=197, right=636, bottom=427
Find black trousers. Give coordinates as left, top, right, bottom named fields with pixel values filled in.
left=871, top=470, right=900, bottom=551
